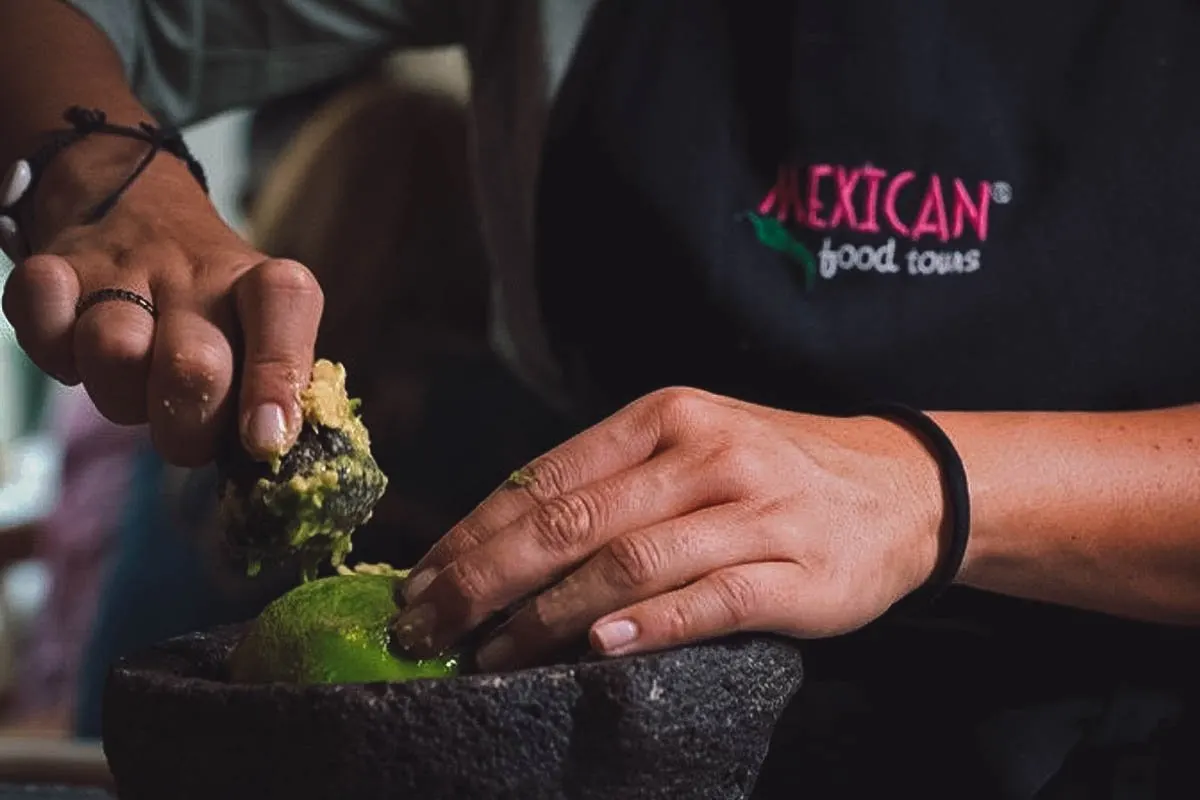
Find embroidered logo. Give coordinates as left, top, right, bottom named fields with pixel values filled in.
left=743, top=163, right=1012, bottom=288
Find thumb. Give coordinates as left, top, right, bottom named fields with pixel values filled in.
left=233, top=258, right=324, bottom=460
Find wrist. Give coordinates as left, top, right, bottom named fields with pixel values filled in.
left=859, top=407, right=972, bottom=604
left=28, top=126, right=213, bottom=248
left=886, top=417, right=946, bottom=596
left=834, top=413, right=945, bottom=598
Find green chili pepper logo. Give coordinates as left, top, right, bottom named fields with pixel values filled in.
left=738, top=211, right=817, bottom=291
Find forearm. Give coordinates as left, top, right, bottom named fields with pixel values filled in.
left=936, top=405, right=1200, bottom=624
left=0, top=2, right=209, bottom=241
left=0, top=2, right=147, bottom=157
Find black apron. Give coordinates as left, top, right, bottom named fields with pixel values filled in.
left=535, top=1, right=1200, bottom=798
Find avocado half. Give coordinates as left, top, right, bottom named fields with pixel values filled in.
left=217, top=360, right=388, bottom=580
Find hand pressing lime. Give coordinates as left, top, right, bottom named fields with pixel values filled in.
left=228, top=567, right=459, bottom=685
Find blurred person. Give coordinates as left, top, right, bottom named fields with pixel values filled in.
left=6, top=384, right=145, bottom=734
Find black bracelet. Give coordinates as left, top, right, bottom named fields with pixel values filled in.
left=858, top=402, right=971, bottom=610
left=0, top=107, right=208, bottom=260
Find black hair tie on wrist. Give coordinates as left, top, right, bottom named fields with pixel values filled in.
left=858, top=402, right=971, bottom=611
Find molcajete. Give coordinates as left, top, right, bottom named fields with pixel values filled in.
left=101, top=624, right=803, bottom=800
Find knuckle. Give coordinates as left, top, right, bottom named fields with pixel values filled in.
left=521, top=455, right=576, bottom=502
left=162, top=342, right=228, bottom=399
left=259, top=259, right=324, bottom=302
left=85, top=326, right=151, bottom=366
left=527, top=591, right=567, bottom=638
left=704, top=442, right=763, bottom=495
left=529, top=492, right=598, bottom=553
left=5, top=256, right=70, bottom=311
left=646, top=386, right=710, bottom=434
left=444, top=518, right=491, bottom=558
left=442, top=558, right=492, bottom=607
left=604, top=533, right=664, bottom=588
left=648, top=385, right=701, bottom=415
left=791, top=546, right=832, bottom=581
left=662, top=601, right=694, bottom=642
left=243, top=352, right=303, bottom=378
left=710, top=571, right=759, bottom=625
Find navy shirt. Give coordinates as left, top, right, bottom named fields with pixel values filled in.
left=535, top=2, right=1200, bottom=796
left=539, top=0, right=1200, bottom=414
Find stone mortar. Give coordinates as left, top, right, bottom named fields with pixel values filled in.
left=102, top=624, right=803, bottom=800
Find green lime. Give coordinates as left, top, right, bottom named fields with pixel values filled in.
left=227, top=571, right=458, bottom=685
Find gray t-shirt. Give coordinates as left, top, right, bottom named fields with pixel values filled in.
left=65, top=0, right=601, bottom=408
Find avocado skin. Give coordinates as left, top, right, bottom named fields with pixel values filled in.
left=217, top=423, right=388, bottom=575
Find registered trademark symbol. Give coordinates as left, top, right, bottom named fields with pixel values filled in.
left=992, top=182, right=1013, bottom=204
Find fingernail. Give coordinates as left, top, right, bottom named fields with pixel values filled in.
left=392, top=602, right=437, bottom=650
left=475, top=635, right=514, bottom=672
left=592, top=619, right=640, bottom=654
left=403, top=569, right=435, bottom=604
left=245, top=403, right=287, bottom=454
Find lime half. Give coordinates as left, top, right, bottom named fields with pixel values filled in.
left=228, top=572, right=458, bottom=685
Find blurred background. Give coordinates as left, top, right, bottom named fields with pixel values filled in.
left=0, top=46, right=569, bottom=749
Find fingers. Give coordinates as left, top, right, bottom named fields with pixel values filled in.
left=72, top=278, right=156, bottom=425
left=472, top=503, right=771, bottom=671
left=401, top=483, right=552, bottom=601
left=2, top=255, right=81, bottom=384
left=394, top=451, right=716, bottom=656
left=234, top=259, right=324, bottom=460
left=405, top=396, right=669, bottom=593
left=589, top=561, right=799, bottom=658
left=146, top=307, right=236, bottom=466
left=7, top=250, right=325, bottom=466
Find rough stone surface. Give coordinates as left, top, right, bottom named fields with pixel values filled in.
left=103, top=625, right=803, bottom=800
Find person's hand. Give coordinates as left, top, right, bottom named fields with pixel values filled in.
left=1, top=135, right=324, bottom=466
left=393, top=387, right=947, bottom=671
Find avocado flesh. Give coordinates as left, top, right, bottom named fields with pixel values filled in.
left=218, top=360, right=388, bottom=581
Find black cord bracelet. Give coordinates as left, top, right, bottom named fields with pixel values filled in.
left=0, top=106, right=208, bottom=259
left=859, top=402, right=971, bottom=610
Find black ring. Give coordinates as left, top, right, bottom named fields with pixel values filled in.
left=75, top=288, right=158, bottom=319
